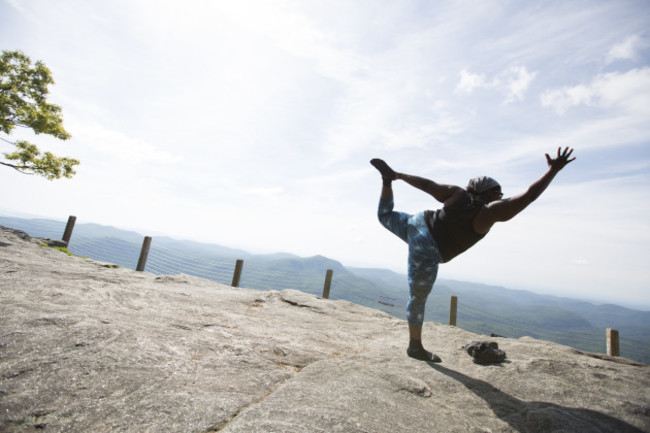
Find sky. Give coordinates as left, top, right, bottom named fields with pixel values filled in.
left=1, top=0, right=649, bottom=309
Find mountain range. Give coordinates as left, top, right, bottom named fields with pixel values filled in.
left=1, top=214, right=648, bottom=364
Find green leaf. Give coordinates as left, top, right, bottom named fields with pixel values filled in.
left=1, top=50, right=78, bottom=179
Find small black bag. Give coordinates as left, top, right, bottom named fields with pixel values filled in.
left=465, top=341, right=506, bottom=364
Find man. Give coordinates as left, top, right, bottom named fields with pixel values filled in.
left=371, top=147, right=575, bottom=362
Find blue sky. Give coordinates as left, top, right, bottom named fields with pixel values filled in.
left=2, top=0, right=649, bottom=308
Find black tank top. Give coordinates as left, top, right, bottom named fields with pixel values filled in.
left=424, top=191, right=487, bottom=263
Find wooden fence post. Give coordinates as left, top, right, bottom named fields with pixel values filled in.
left=136, top=236, right=152, bottom=272
left=449, top=295, right=458, bottom=326
left=231, top=259, right=244, bottom=287
left=607, top=328, right=620, bottom=357
left=322, top=269, right=333, bottom=299
left=62, top=215, right=77, bottom=245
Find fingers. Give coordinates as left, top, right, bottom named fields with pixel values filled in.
left=548, top=146, right=576, bottom=169
left=565, top=147, right=576, bottom=163
left=557, top=146, right=575, bottom=160
left=564, top=148, right=575, bottom=164
left=562, top=146, right=574, bottom=158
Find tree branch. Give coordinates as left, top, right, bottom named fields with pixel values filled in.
left=1, top=136, right=17, bottom=146
left=0, top=160, right=34, bottom=174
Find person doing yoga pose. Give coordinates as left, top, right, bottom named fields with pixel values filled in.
left=371, top=147, right=575, bottom=362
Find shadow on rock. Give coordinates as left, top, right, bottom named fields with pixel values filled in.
left=429, top=363, right=645, bottom=433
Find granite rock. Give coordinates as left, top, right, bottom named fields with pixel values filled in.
left=1, top=226, right=648, bottom=432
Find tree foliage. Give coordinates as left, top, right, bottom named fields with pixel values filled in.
left=1, top=50, right=79, bottom=180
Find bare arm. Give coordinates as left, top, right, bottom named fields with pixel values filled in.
left=473, top=147, right=576, bottom=233
left=396, top=172, right=464, bottom=204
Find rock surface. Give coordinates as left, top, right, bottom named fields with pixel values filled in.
left=1, top=226, right=649, bottom=432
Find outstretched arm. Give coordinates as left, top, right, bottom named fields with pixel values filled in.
left=473, top=147, right=575, bottom=233
left=396, top=172, right=463, bottom=204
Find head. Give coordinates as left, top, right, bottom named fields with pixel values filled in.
left=467, top=176, right=503, bottom=202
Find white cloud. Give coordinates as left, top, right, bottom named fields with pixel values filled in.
left=455, top=66, right=535, bottom=103
left=594, top=68, right=650, bottom=112
left=69, top=121, right=182, bottom=165
left=5, top=0, right=27, bottom=14
left=540, top=85, right=592, bottom=115
left=606, top=35, right=645, bottom=64
left=382, top=112, right=463, bottom=151
left=504, top=66, right=536, bottom=104
left=456, top=69, right=490, bottom=93
left=541, top=67, right=650, bottom=114
left=240, top=186, right=285, bottom=197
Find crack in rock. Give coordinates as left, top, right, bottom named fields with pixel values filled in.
left=205, top=375, right=297, bottom=432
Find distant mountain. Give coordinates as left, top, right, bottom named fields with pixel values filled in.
left=1, top=214, right=648, bottom=365
left=353, top=272, right=650, bottom=364
left=153, top=236, right=252, bottom=260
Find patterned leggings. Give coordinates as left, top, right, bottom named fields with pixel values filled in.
left=378, top=198, right=442, bottom=327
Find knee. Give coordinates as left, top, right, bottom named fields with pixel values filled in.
left=407, top=296, right=427, bottom=326
left=409, top=277, right=434, bottom=300
left=408, top=295, right=427, bottom=311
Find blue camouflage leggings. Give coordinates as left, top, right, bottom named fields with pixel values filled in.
left=378, top=198, right=442, bottom=327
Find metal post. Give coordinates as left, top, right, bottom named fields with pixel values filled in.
left=62, top=215, right=77, bottom=245
left=136, top=236, right=152, bottom=272
left=231, top=259, right=244, bottom=287
left=322, top=269, right=333, bottom=299
left=449, top=295, right=458, bottom=326
left=607, top=328, right=620, bottom=357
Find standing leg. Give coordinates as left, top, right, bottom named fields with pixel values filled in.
left=405, top=212, right=442, bottom=362
left=372, top=159, right=441, bottom=361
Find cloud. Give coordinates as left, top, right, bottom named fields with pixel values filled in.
left=456, top=69, right=491, bottom=93
left=455, top=66, right=535, bottom=103
left=320, top=96, right=465, bottom=162
left=606, top=35, right=645, bottom=64
left=239, top=186, right=285, bottom=197
left=541, top=67, right=650, bottom=114
left=69, top=120, right=182, bottom=165
left=504, top=66, right=536, bottom=104
left=5, top=0, right=27, bottom=14
left=540, top=85, right=592, bottom=115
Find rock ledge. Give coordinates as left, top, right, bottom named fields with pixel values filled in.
left=1, top=226, right=648, bottom=432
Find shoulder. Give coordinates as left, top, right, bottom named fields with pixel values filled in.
left=443, top=188, right=469, bottom=207
left=472, top=197, right=505, bottom=234
left=474, top=194, right=528, bottom=231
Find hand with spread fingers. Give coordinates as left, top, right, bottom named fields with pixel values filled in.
left=546, top=146, right=576, bottom=172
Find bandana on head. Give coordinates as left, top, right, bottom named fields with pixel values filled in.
left=468, top=176, right=500, bottom=194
